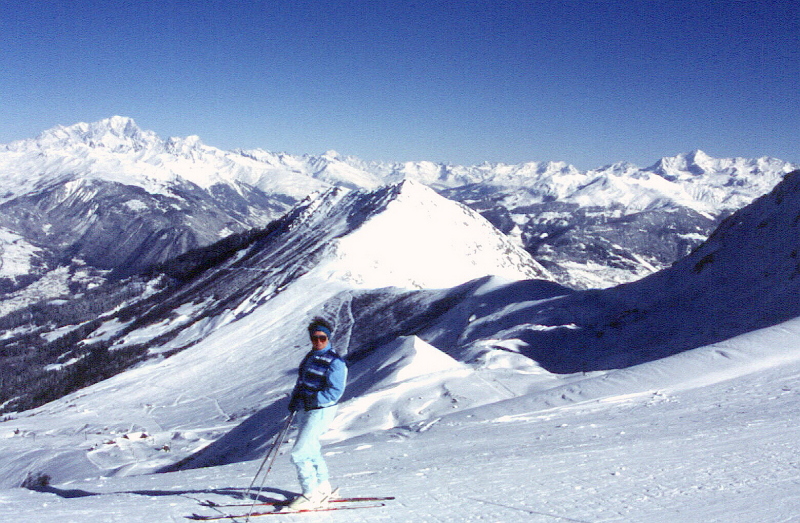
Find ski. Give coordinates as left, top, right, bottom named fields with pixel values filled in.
left=199, top=496, right=394, bottom=508
left=188, top=502, right=387, bottom=520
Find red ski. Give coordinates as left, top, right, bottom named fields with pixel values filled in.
left=199, top=496, right=394, bottom=509
left=188, top=501, right=388, bottom=520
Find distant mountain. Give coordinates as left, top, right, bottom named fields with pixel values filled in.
left=0, top=116, right=323, bottom=203
left=0, top=117, right=299, bottom=301
left=0, top=117, right=797, bottom=305
left=438, top=151, right=797, bottom=287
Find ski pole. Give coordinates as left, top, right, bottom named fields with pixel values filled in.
left=243, top=411, right=296, bottom=520
left=243, top=411, right=295, bottom=498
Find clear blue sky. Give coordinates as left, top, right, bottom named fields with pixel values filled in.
left=1, top=0, right=797, bottom=169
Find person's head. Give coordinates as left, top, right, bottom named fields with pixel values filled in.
left=307, top=317, right=333, bottom=350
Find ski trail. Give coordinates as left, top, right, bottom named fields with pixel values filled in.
left=331, top=291, right=355, bottom=354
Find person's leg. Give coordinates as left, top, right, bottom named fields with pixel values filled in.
left=309, top=406, right=337, bottom=487
left=290, top=406, right=338, bottom=497
left=290, top=409, right=318, bottom=495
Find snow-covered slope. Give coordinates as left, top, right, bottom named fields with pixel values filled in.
left=1, top=285, right=799, bottom=521
left=0, top=228, right=43, bottom=281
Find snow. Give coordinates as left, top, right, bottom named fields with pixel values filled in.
left=0, top=228, right=42, bottom=279
left=316, top=181, right=550, bottom=289
left=0, top=318, right=799, bottom=522
left=551, top=259, right=657, bottom=290
left=2, top=343, right=800, bottom=521
left=0, top=266, right=72, bottom=317
left=1, top=201, right=799, bottom=520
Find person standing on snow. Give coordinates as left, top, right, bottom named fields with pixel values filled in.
left=285, top=317, right=348, bottom=511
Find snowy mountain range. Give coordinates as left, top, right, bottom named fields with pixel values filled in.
left=1, top=117, right=796, bottom=303
left=0, top=117, right=799, bottom=521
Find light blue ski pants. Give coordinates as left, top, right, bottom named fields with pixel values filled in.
left=290, top=405, right=338, bottom=494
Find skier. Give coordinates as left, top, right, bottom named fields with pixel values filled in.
left=284, top=317, right=348, bottom=511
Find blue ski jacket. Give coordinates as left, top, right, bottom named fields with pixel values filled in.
left=289, top=346, right=347, bottom=412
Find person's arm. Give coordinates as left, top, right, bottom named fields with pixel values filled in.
left=316, top=358, right=347, bottom=408
left=288, top=353, right=309, bottom=411
left=288, top=384, right=301, bottom=412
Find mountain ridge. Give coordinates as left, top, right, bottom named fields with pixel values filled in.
left=4, top=117, right=794, bottom=206
left=1, top=117, right=797, bottom=297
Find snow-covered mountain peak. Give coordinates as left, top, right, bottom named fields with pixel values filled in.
left=382, top=176, right=436, bottom=200
left=29, top=116, right=160, bottom=153
left=649, top=149, right=711, bottom=178
left=687, top=148, right=713, bottom=163
left=533, top=159, right=579, bottom=175
left=163, top=134, right=210, bottom=159
left=647, top=149, right=790, bottom=182
left=585, top=161, right=651, bottom=183
left=192, top=178, right=554, bottom=302
left=310, top=179, right=552, bottom=289
left=81, top=115, right=146, bottom=140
